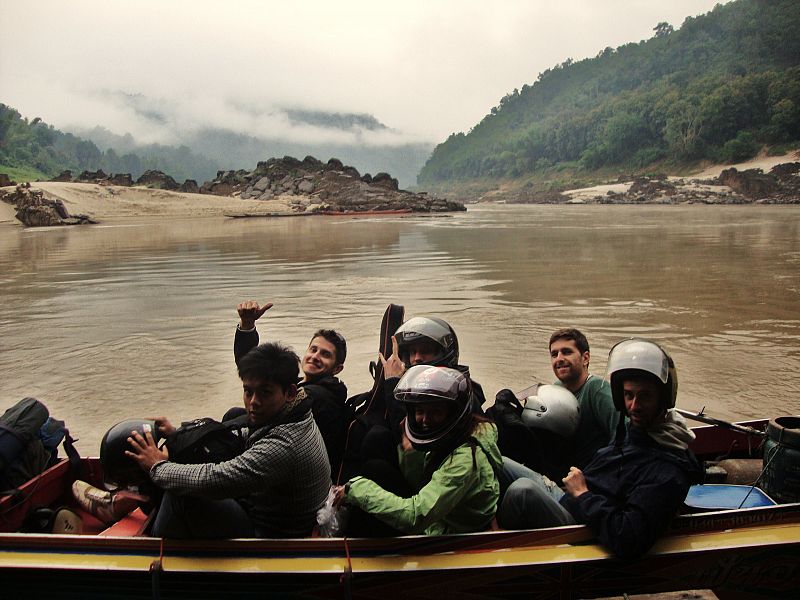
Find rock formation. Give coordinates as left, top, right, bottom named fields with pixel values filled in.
left=2, top=185, right=96, bottom=226
left=135, top=170, right=179, bottom=190
left=201, top=155, right=464, bottom=213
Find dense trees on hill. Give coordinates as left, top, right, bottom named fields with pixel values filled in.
left=418, top=0, right=800, bottom=184
left=0, top=104, right=217, bottom=182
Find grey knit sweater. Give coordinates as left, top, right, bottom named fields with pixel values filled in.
left=150, top=401, right=331, bottom=537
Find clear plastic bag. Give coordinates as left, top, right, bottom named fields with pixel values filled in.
left=316, top=486, right=349, bottom=537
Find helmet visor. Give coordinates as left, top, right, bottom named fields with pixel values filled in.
left=606, top=339, right=670, bottom=383
left=394, top=364, right=466, bottom=404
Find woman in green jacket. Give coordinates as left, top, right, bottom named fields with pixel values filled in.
left=335, top=365, right=502, bottom=536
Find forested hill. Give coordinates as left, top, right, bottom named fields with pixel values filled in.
left=418, top=0, right=800, bottom=185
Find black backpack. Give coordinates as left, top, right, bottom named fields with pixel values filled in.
left=164, top=417, right=246, bottom=465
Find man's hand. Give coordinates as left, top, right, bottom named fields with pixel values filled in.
left=151, top=416, right=176, bottom=437
left=331, top=485, right=347, bottom=508
left=563, top=466, right=589, bottom=498
left=379, top=335, right=406, bottom=379
left=237, top=301, right=273, bottom=330
left=125, top=430, right=169, bottom=471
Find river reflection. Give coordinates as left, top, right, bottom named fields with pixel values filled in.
left=1, top=205, right=799, bottom=452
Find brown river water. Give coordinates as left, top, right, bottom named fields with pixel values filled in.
left=1, top=204, right=799, bottom=453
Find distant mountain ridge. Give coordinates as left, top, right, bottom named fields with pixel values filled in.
left=418, top=0, right=800, bottom=185
left=1, top=101, right=431, bottom=188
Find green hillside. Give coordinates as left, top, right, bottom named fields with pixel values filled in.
left=418, top=0, right=800, bottom=186
left=0, top=104, right=218, bottom=183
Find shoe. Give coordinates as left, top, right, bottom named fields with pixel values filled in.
left=71, top=480, right=147, bottom=524
left=51, top=507, right=83, bottom=534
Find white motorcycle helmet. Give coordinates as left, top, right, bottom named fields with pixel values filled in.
left=606, top=338, right=678, bottom=413
left=519, top=384, right=580, bottom=439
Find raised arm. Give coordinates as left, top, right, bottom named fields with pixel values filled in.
left=233, top=301, right=272, bottom=365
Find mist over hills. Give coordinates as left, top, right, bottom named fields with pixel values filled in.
left=73, top=106, right=432, bottom=188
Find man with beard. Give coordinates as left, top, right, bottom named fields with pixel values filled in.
left=490, top=328, right=616, bottom=481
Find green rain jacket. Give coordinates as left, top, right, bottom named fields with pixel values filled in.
left=345, top=423, right=502, bottom=535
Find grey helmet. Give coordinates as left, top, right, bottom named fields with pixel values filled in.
left=395, top=365, right=472, bottom=451
left=606, top=338, right=678, bottom=413
left=394, top=316, right=459, bottom=368
left=519, top=384, right=580, bottom=439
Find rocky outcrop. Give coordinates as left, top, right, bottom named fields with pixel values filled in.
left=2, top=185, right=96, bottom=226
left=717, top=168, right=778, bottom=199
left=107, top=173, right=133, bottom=186
left=53, top=170, right=73, bottom=182
left=77, top=169, right=108, bottom=183
left=200, top=155, right=464, bottom=213
left=179, top=179, right=199, bottom=193
left=136, top=170, right=179, bottom=190
left=0, top=173, right=15, bottom=187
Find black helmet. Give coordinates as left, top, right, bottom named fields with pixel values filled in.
left=606, top=338, right=678, bottom=413
left=395, top=365, right=472, bottom=452
left=394, top=316, right=459, bottom=368
left=100, top=419, right=162, bottom=488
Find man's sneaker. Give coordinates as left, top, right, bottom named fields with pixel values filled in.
left=71, top=480, right=146, bottom=524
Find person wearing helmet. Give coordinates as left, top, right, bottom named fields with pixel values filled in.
left=333, top=365, right=502, bottom=536
left=489, top=328, right=616, bottom=481
left=378, top=316, right=487, bottom=443
left=126, top=342, right=331, bottom=539
left=232, top=300, right=350, bottom=476
left=497, top=339, right=703, bottom=559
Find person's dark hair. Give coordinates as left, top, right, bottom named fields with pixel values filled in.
left=310, top=329, right=347, bottom=365
left=549, top=328, right=590, bottom=355
left=237, top=342, right=300, bottom=392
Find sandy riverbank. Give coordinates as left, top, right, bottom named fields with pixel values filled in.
left=2, top=150, right=798, bottom=224
left=0, top=182, right=301, bottom=225
left=563, top=150, right=799, bottom=202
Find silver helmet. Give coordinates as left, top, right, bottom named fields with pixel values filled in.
left=606, top=338, right=678, bottom=412
left=395, top=365, right=472, bottom=451
left=519, top=384, right=580, bottom=438
left=394, top=316, right=459, bottom=368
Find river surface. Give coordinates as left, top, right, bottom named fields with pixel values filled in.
left=2, top=204, right=799, bottom=453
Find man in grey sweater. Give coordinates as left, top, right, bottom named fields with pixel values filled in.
left=126, top=342, right=331, bottom=538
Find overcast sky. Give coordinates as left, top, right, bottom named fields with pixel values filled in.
left=3, top=0, right=730, bottom=148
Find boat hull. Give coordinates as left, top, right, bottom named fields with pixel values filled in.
left=2, top=419, right=799, bottom=598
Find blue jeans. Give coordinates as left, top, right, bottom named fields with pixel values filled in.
left=497, top=457, right=576, bottom=529
left=152, top=492, right=255, bottom=539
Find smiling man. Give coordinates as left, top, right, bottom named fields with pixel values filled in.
left=497, top=339, right=703, bottom=559
left=549, top=328, right=617, bottom=469
left=233, top=300, right=349, bottom=475
left=127, top=342, right=330, bottom=539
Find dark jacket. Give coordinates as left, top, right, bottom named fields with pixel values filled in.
left=234, top=327, right=350, bottom=476
left=559, top=426, right=704, bottom=559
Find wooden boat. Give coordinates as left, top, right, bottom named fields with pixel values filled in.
left=1, top=418, right=799, bottom=599
left=225, top=208, right=412, bottom=219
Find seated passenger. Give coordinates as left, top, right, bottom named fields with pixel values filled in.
left=497, top=339, right=703, bottom=559
left=233, top=300, right=349, bottom=476
left=489, top=328, right=617, bottom=480
left=126, top=342, right=330, bottom=539
left=334, top=365, right=501, bottom=536
left=378, top=316, right=486, bottom=442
